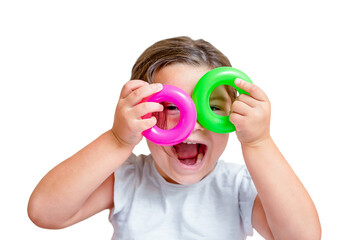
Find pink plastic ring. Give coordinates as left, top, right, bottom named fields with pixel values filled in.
left=142, top=85, right=197, bottom=146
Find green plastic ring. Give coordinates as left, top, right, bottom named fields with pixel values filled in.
left=192, top=67, right=253, bottom=133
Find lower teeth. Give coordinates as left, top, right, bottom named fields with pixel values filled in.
left=196, top=153, right=204, bottom=164
left=178, top=153, right=204, bottom=166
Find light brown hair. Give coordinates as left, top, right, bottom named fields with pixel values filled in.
left=131, top=36, right=237, bottom=101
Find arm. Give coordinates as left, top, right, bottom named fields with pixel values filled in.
left=28, top=80, right=163, bottom=229
left=28, top=131, right=130, bottom=229
left=230, top=79, right=321, bottom=239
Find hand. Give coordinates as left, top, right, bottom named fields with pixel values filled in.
left=229, top=79, right=271, bottom=146
left=111, top=80, right=164, bottom=146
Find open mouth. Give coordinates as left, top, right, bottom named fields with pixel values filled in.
left=173, top=141, right=207, bottom=167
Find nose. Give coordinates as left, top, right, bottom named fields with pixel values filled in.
left=193, top=120, right=205, bottom=132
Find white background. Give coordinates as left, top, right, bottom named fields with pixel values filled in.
left=1, top=0, right=359, bottom=239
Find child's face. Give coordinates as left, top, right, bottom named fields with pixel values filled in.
left=147, top=63, right=232, bottom=185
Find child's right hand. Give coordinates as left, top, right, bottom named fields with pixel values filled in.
left=111, top=80, right=164, bottom=146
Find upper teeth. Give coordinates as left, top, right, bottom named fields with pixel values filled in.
left=183, top=141, right=197, bottom=144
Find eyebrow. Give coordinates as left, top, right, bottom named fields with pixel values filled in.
left=209, top=95, right=229, bottom=102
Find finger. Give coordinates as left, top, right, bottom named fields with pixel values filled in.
left=132, top=102, right=164, bottom=119
left=236, top=93, right=257, bottom=108
left=231, top=100, right=253, bottom=116
left=229, top=112, right=245, bottom=130
left=126, top=83, right=163, bottom=106
left=234, top=78, right=268, bottom=102
left=136, top=116, right=157, bottom=132
left=120, top=80, right=149, bottom=99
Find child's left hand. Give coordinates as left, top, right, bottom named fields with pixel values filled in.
left=229, top=79, right=271, bottom=147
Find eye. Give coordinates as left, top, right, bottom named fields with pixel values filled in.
left=210, top=105, right=221, bottom=112
left=163, top=103, right=180, bottom=116
left=210, top=105, right=229, bottom=116
left=166, top=105, right=179, bottom=111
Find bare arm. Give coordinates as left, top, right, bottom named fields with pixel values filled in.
left=245, top=138, right=321, bottom=239
left=230, top=79, right=321, bottom=239
left=28, top=130, right=132, bottom=229
left=28, top=80, right=164, bottom=229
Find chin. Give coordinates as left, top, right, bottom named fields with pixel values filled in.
left=148, top=139, right=217, bottom=185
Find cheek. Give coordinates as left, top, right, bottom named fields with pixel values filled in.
left=154, top=112, right=180, bottom=130
left=147, top=141, right=163, bottom=158
left=211, top=133, right=229, bottom=153
left=147, top=141, right=174, bottom=165
left=166, top=116, right=180, bottom=129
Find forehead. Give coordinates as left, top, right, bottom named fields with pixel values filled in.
left=153, top=63, right=210, bottom=92
left=153, top=63, right=231, bottom=100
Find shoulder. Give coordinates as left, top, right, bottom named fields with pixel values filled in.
left=213, top=160, right=256, bottom=196
left=216, top=160, right=252, bottom=183
left=121, top=152, right=148, bottom=166
left=114, top=153, right=150, bottom=181
left=217, top=160, right=248, bottom=173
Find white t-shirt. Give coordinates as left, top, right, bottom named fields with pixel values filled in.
left=109, top=154, right=257, bottom=240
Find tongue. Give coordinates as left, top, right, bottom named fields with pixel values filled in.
left=174, top=143, right=198, bottom=159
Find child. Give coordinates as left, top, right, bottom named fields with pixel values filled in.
left=28, top=36, right=321, bottom=239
